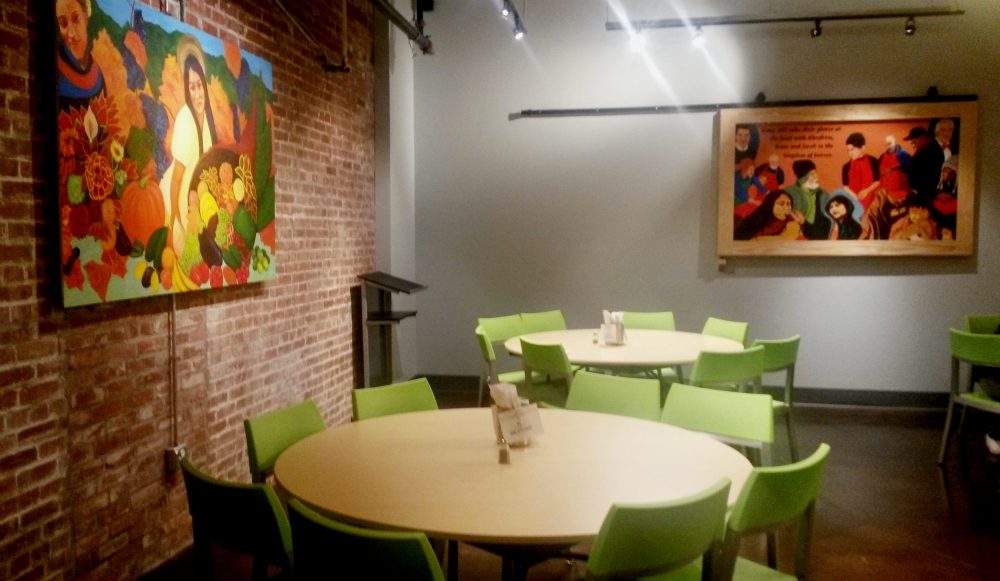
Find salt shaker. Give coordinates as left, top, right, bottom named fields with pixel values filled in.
left=499, top=442, right=510, bottom=464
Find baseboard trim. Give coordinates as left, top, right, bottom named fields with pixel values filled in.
left=418, top=374, right=950, bottom=409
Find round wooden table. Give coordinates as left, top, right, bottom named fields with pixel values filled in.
left=503, top=329, right=743, bottom=368
left=275, top=408, right=752, bottom=579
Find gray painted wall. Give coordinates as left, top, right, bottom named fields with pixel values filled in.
left=413, top=0, right=1000, bottom=392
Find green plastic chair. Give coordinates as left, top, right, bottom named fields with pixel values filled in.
left=565, top=371, right=661, bottom=421
left=584, top=478, right=730, bottom=581
left=520, top=310, right=567, bottom=333
left=353, top=377, right=439, bottom=421
left=478, top=314, right=527, bottom=343
left=476, top=325, right=534, bottom=407
left=689, top=346, right=765, bottom=393
left=751, top=336, right=801, bottom=462
left=520, top=338, right=575, bottom=408
left=622, top=311, right=676, bottom=331
left=181, top=459, right=293, bottom=581
left=938, top=329, right=1000, bottom=464
left=722, top=444, right=830, bottom=581
left=661, top=383, right=774, bottom=466
left=702, top=317, right=750, bottom=347
left=966, top=314, right=1000, bottom=334
left=288, top=499, right=445, bottom=581
left=244, top=400, right=326, bottom=483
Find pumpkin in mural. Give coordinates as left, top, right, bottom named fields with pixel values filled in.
left=120, top=176, right=165, bottom=247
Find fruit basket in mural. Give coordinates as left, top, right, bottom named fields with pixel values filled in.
left=56, top=0, right=275, bottom=307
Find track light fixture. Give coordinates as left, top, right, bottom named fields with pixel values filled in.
left=501, top=0, right=510, bottom=18
left=811, top=19, right=822, bottom=37
left=905, top=16, right=916, bottom=35
left=512, top=12, right=526, bottom=39
left=692, top=26, right=705, bottom=49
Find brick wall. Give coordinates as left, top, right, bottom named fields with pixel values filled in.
left=0, top=0, right=375, bottom=579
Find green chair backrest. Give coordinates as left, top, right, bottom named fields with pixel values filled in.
left=520, top=310, right=567, bottom=333
left=702, top=317, right=749, bottom=346
left=728, top=443, right=830, bottom=533
left=566, top=371, right=661, bottom=421
left=180, top=459, right=292, bottom=571
left=751, top=335, right=800, bottom=373
left=475, top=325, right=497, bottom=363
left=519, top=338, right=574, bottom=378
left=244, top=400, right=326, bottom=483
left=477, top=314, right=527, bottom=343
left=288, top=499, right=445, bottom=581
left=622, top=311, right=676, bottom=331
left=353, top=378, right=439, bottom=420
left=690, top=346, right=765, bottom=389
left=586, top=478, right=731, bottom=580
left=660, top=383, right=773, bottom=444
left=950, top=329, right=1000, bottom=367
left=966, top=315, right=1000, bottom=335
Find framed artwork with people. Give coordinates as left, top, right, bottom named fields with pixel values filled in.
left=717, top=100, right=977, bottom=257
left=55, top=0, right=276, bottom=307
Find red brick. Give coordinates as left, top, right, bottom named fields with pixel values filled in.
left=0, top=448, right=37, bottom=472
left=17, top=381, right=59, bottom=405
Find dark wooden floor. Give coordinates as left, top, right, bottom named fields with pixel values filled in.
left=144, top=388, right=1000, bottom=581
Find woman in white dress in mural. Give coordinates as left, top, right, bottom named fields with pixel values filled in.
left=161, top=35, right=217, bottom=249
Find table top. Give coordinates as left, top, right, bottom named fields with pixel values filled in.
left=503, top=329, right=744, bottom=367
left=274, top=408, right=752, bottom=545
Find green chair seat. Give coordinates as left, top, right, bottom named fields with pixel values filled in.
left=244, top=400, right=326, bottom=483
left=353, top=378, right=438, bottom=421
left=566, top=371, right=661, bottom=421
left=181, top=459, right=293, bottom=580
left=289, top=499, right=445, bottom=581
left=956, top=391, right=1000, bottom=411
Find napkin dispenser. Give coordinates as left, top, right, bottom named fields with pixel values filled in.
left=489, top=383, right=543, bottom=448
left=602, top=310, right=627, bottom=346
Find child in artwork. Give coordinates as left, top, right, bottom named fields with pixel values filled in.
left=889, top=205, right=937, bottom=241
left=825, top=195, right=862, bottom=240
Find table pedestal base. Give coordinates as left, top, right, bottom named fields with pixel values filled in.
left=471, top=542, right=578, bottom=581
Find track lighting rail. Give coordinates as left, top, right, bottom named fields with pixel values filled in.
left=605, top=7, right=963, bottom=31
left=509, top=91, right=976, bottom=120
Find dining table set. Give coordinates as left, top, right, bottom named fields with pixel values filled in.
left=274, top=325, right=753, bottom=581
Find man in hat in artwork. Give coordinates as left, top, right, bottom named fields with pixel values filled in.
left=783, top=159, right=832, bottom=240
left=902, top=126, right=944, bottom=208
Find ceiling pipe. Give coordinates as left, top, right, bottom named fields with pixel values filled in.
left=369, top=0, right=434, bottom=54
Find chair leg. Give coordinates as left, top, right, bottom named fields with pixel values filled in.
left=251, top=558, right=268, bottom=581
left=938, top=396, right=957, bottom=465
left=478, top=369, right=487, bottom=408
left=784, top=408, right=799, bottom=463
left=957, top=405, right=969, bottom=436
left=766, top=531, right=778, bottom=569
left=447, top=540, right=459, bottom=581
left=784, top=368, right=799, bottom=462
left=760, top=443, right=772, bottom=467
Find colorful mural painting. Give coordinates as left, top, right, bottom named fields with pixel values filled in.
left=717, top=102, right=977, bottom=257
left=56, top=0, right=275, bottom=307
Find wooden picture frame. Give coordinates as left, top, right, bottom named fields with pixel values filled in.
left=717, top=101, right=977, bottom=257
